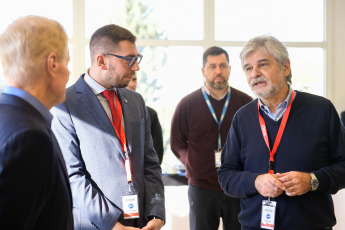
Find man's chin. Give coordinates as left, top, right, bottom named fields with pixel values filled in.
left=253, top=89, right=275, bottom=99
left=114, top=83, right=129, bottom=88
left=115, top=79, right=132, bottom=88
left=213, top=83, right=228, bottom=90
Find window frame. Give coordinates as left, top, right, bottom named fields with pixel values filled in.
left=70, top=0, right=332, bottom=99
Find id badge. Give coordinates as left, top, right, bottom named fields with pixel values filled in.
left=214, top=150, right=222, bottom=168
left=122, top=190, right=139, bottom=219
left=261, top=200, right=276, bottom=229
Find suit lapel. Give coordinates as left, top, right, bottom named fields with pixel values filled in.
left=75, top=76, right=125, bottom=159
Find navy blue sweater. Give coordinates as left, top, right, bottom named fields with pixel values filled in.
left=218, top=91, right=345, bottom=230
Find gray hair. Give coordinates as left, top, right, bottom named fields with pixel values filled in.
left=240, top=35, right=292, bottom=84
left=0, top=15, right=68, bottom=87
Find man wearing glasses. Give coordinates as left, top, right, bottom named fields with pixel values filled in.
left=51, top=24, right=165, bottom=230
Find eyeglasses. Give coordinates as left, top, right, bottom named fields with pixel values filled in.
left=102, top=53, right=143, bottom=67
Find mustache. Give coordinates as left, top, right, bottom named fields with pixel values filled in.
left=215, top=74, right=225, bottom=79
left=251, top=77, right=268, bottom=86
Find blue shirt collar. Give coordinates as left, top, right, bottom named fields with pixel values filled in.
left=84, top=70, right=116, bottom=94
left=203, top=83, right=230, bottom=101
left=3, top=86, right=53, bottom=125
left=259, top=86, right=295, bottom=121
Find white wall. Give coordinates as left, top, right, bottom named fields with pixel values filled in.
left=332, top=0, right=345, bottom=113
left=330, top=1, right=345, bottom=229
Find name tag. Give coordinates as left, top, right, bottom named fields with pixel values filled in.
left=214, top=150, right=222, bottom=168
left=261, top=200, right=276, bottom=229
left=122, top=190, right=139, bottom=219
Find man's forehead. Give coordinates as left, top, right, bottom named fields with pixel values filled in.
left=115, top=40, right=138, bottom=55
left=244, top=50, right=273, bottom=64
left=206, top=54, right=228, bottom=63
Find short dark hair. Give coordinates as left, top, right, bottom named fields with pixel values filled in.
left=89, top=24, right=136, bottom=63
left=203, top=46, right=229, bottom=67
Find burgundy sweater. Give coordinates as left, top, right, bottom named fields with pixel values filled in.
left=170, top=87, right=252, bottom=190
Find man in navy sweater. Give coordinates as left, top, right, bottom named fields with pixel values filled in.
left=218, top=35, right=345, bottom=230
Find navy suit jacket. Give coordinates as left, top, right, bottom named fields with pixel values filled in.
left=51, top=75, right=165, bottom=230
left=0, top=93, right=73, bottom=229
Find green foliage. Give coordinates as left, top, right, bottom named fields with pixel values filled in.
left=113, top=0, right=170, bottom=157
left=114, top=0, right=167, bottom=104
left=117, top=0, right=164, bottom=39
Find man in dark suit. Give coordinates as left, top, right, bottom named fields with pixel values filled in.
left=127, top=74, right=164, bottom=164
left=0, top=15, right=73, bottom=229
left=51, top=24, right=165, bottom=230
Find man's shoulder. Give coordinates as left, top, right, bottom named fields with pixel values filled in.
left=146, top=106, right=157, bottom=116
left=62, top=76, right=93, bottom=105
left=0, top=104, right=46, bottom=144
left=230, top=87, right=253, bottom=102
left=179, top=88, right=203, bottom=104
left=233, top=99, right=258, bottom=118
left=118, top=88, right=146, bottom=108
left=119, top=87, right=142, bottom=98
left=294, top=91, right=332, bottom=109
left=296, top=90, right=329, bottom=102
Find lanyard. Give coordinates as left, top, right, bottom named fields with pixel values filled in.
left=258, top=90, right=295, bottom=174
left=201, top=86, right=231, bottom=150
left=111, top=93, right=133, bottom=185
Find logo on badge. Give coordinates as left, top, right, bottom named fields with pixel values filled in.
left=266, top=214, right=271, bottom=219
left=128, top=203, right=134, bottom=209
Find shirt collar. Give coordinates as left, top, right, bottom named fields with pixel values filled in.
left=84, top=70, right=117, bottom=94
left=259, top=86, right=295, bottom=120
left=3, top=86, right=53, bottom=125
left=203, top=83, right=230, bottom=100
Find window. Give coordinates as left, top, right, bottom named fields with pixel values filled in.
left=0, top=0, right=329, bottom=172
left=215, top=0, right=324, bottom=42
left=0, top=0, right=73, bottom=91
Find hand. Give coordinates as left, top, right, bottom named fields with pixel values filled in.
left=276, top=171, right=311, bottom=196
left=112, top=222, right=141, bottom=230
left=141, top=218, right=164, bottom=230
left=255, top=173, right=286, bottom=198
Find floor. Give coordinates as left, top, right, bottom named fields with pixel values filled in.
left=162, top=185, right=223, bottom=230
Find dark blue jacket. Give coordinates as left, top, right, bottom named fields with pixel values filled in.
left=0, top=93, right=73, bottom=229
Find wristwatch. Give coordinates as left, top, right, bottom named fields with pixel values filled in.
left=310, top=172, right=319, bottom=191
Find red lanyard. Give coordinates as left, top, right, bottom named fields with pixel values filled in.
left=258, top=90, right=295, bottom=174
left=111, top=94, right=133, bottom=184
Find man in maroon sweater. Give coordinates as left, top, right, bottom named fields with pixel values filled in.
left=170, top=46, right=252, bottom=230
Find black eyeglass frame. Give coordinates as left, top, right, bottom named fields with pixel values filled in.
left=102, top=53, right=143, bottom=67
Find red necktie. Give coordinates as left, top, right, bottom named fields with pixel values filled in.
left=102, top=90, right=126, bottom=150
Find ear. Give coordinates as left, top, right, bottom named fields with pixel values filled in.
left=229, top=65, right=232, bottom=74
left=96, top=54, right=108, bottom=70
left=201, top=67, right=205, bottom=77
left=47, top=52, right=58, bottom=77
left=283, top=60, right=291, bottom=77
